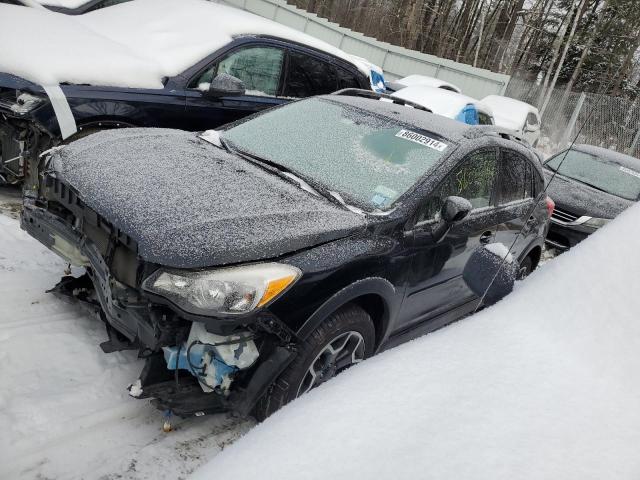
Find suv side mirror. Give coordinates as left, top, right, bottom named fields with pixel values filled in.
left=206, top=73, right=246, bottom=98
left=430, top=196, right=472, bottom=243
left=441, top=196, right=472, bottom=224
left=463, top=244, right=518, bottom=306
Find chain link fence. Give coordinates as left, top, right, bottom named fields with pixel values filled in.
left=505, top=78, right=640, bottom=158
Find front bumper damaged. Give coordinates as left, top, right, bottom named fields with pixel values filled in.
left=21, top=198, right=297, bottom=418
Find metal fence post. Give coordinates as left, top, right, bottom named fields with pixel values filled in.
left=628, top=128, right=640, bottom=156
left=561, top=91, right=586, bottom=147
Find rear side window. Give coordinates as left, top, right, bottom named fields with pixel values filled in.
left=336, top=67, right=361, bottom=89
left=498, top=150, right=538, bottom=204
left=284, top=51, right=338, bottom=98
left=526, top=112, right=539, bottom=126
left=418, top=149, right=498, bottom=223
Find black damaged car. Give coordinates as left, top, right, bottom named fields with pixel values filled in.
left=22, top=91, right=551, bottom=420
left=544, top=144, right=640, bottom=251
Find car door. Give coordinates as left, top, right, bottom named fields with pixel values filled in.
left=492, top=148, right=543, bottom=263
left=396, top=148, right=500, bottom=330
left=184, top=44, right=289, bottom=131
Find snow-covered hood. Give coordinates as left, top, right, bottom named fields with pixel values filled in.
left=49, top=128, right=366, bottom=268
left=0, top=0, right=376, bottom=90
left=544, top=170, right=633, bottom=218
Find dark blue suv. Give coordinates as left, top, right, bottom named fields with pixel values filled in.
left=0, top=1, right=378, bottom=183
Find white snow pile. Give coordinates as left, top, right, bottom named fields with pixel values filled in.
left=0, top=0, right=373, bottom=89
left=192, top=203, right=640, bottom=480
left=0, top=214, right=252, bottom=480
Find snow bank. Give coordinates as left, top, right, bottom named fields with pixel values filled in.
left=0, top=215, right=252, bottom=479
left=0, top=0, right=373, bottom=89
left=191, top=203, right=640, bottom=480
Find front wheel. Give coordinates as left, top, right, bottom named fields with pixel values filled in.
left=253, top=303, right=375, bottom=421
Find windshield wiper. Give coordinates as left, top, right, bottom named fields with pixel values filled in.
left=571, top=177, right=611, bottom=195
left=230, top=147, right=365, bottom=214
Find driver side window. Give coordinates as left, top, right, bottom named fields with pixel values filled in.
left=190, top=46, right=285, bottom=96
left=417, top=150, right=498, bottom=224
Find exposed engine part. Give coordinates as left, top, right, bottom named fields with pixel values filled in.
left=163, top=322, right=260, bottom=393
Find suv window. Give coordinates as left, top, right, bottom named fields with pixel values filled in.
left=191, top=46, right=285, bottom=96
left=284, top=51, right=338, bottom=98
left=418, top=149, right=498, bottom=223
left=526, top=112, right=539, bottom=126
left=336, top=67, right=361, bottom=89
left=478, top=112, right=493, bottom=125
left=498, top=150, right=528, bottom=204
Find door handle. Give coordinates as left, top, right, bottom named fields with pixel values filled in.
left=479, top=231, right=493, bottom=244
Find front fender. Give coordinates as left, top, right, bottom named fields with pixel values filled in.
left=296, top=277, right=400, bottom=351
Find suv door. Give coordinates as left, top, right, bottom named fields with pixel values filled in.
left=397, top=148, right=500, bottom=330
left=493, top=148, right=543, bottom=265
left=184, top=44, right=288, bottom=131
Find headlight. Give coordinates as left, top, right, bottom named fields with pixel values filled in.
left=583, top=217, right=610, bottom=229
left=10, top=92, right=45, bottom=114
left=143, top=263, right=301, bottom=316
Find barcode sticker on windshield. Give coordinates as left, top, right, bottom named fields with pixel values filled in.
left=620, top=166, right=640, bottom=179
left=395, top=129, right=448, bottom=151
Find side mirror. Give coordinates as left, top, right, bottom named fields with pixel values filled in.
left=463, top=243, right=518, bottom=307
left=206, top=73, right=246, bottom=98
left=441, top=196, right=472, bottom=224
left=430, top=196, right=472, bottom=243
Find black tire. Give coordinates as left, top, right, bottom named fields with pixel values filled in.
left=518, top=255, right=534, bottom=279
left=253, top=303, right=375, bottom=421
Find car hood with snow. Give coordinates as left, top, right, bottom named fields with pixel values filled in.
left=189, top=202, right=640, bottom=480
left=45, top=128, right=366, bottom=268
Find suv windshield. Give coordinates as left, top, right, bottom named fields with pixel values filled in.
left=545, top=149, right=640, bottom=201
left=221, top=98, right=450, bottom=211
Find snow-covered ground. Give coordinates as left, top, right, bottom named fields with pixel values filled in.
left=192, top=203, right=640, bottom=480
left=0, top=212, right=252, bottom=480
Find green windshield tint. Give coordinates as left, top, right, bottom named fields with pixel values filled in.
left=222, top=98, right=450, bottom=210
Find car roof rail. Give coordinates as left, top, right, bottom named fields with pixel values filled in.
left=332, top=88, right=433, bottom=114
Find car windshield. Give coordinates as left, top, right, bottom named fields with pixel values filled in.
left=545, top=149, right=640, bottom=201
left=221, top=98, right=450, bottom=211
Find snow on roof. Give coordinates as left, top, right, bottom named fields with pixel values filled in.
left=481, top=95, right=538, bottom=130
left=388, top=74, right=462, bottom=93
left=0, top=4, right=162, bottom=88
left=391, top=85, right=493, bottom=119
left=0, top=0, right=373, bottom=89
left=190, top=202, right=640, bottom=480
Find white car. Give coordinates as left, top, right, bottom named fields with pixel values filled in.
left=391, top=85, right=494, bottom=126
left=5, top=0, right=129, bottom=14
left=481, top=95, right=542, bottom=147
left=386, top=74, right=462, bottom=94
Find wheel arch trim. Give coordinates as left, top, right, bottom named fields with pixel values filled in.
left=296, top=277, right=398, bottom=350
